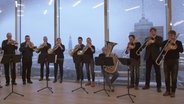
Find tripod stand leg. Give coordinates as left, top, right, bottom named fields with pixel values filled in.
left=4, top=92, right=13, bottom=100
left=13, top=92, right=24, bottom=96
left=72, top=79, right=88, bottom=94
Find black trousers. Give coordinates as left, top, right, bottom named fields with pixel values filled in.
left=75, top=62, right=83, bottom=81
left=145, top=58, right=161, bottom=88
left=4, top=62, right=16, bottom=84
left=164, top=59, right=178, bottom=93
left=54, top=59, right=64, bottom=81
left=22, top=60, right=32, bottom=82
left=85, top=59, right=95, bottom=82
left=40, top=62, right=49, bottom=79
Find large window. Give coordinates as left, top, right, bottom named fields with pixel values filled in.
left=0, top=0, right=15, bottom=45
left=109, top=0, right=167, bottom=83
left=20, top=0, right=54, bottom=77
left=60, top=0, right=104, bottom=80
left=172, top=0, right=184, bottom=88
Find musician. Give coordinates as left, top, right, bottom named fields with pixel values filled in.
left=53, top=38, right=65, bottom=83
left=125, top=35, right=141, bottom=90
left=73, top=37, right=85, bottom=82
left=142, top=27, right=163, bottom=92
left=83, top=37, right=95, bottom=87
left=162, top=30, right=183, bottom=97
left=99, top=47, right=119, bottom=91
left=1, top=33, right=18, bottom=86
left=19, top=35, right=34, bottom=85
left=37, top=36, right=51, bottom=81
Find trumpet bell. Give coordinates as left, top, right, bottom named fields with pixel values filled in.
left=68, top=49, right=74, bottom=56
left=77, top=50, right=83, bottom=55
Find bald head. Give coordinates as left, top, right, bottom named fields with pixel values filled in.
left=6, top=33, right=12, bottom=40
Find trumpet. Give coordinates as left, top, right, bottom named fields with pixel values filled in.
left=155, top=33, right=179, bottom=65
left=136, top=37, right=155, bottom=55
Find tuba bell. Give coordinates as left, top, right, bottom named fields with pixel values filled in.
left=103, top=41, right=119, bottom=74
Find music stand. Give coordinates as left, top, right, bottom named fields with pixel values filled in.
left=116, top=58, right=136, bottom=103
left=2, top=54, right=24, bottom=100
left=37, top=54, right=55, bottom=93
left=93, top=57, right=114, bottom=97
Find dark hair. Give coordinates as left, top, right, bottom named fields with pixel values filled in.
left=25, top=35, right=30, bottom=38
left=150, top=27, right=157, bottom=32
left=129, top=35, right=135, bottom=39
left=168, top=30, right=176, bottom=35
left=78, top=37, right=83, bottom=40
left=57, top=38, right=61, bottom=41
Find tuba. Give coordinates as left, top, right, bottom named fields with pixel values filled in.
left=103, top=41, right=119, bottom=74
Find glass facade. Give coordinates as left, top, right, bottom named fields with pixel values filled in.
left=0, top=0, right=183, bottom=87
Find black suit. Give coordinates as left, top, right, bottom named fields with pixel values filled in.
left=1, top=40, right=18, bottom=84
left=37, top=43, right=51, bottom=80
left=73, top=44, right=85, bottom=81
left=53, top=44, right=65, bottom=82
left=163, top=40, right=183, bottom=93
left=144, top=36, right=163, bottom=88
left=19, top=42, right=34, bottom=83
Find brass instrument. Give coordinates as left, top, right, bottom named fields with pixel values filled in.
left=136, top=37, right=155, bottom=55
left=155, top=33, right=179, bottom=65
left=77, top=45, right=88, bottom=55
left=103, top=41, right=119, bottom=74
left=68, top=45, right=80, bottom=56
left=27, top=42, right=37, bottom=51
left=9, top=40, right=18, bottom=46
left=47, top=44, right=59, bottom=54
left=34, top=43, right=46, bottom=52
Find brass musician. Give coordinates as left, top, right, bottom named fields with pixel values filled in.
left=19, top=35, right=34, bottom=85
left=125, top=35, right=141, bottom=90
left=162, top=30, right=183, bottom=97
left=1, top=33, right=18, bottom=86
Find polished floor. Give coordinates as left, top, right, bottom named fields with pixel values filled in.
left=0, top=78, right=184, bottom=104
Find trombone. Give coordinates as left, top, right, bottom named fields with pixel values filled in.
left=136, top=37, right=155, bottom=55
left=155, top=33, right=180, bottom=65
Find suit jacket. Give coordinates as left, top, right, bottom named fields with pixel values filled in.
left=145, top=36, right=163, bottom=61
left=19, top=42, right=34, bottom=62
left=2, top=40, right=18, bottom=55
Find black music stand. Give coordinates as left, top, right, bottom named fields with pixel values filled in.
left=37, top=54, right=56, bottom=93
left=93, top=57, right=114, bottom=96
left=117, top=58, right=136, bottom=103
left=2, top=55, right=24, bottom=100
left=72, top=60, right=88, bottom=94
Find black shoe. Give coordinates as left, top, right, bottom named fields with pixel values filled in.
left=12, top=82, right=17, bottom=85
left=163, top=91, right=170, bottom=96
left=0, top=85, right=3, bottom=88
left=23, top=82, right=26, bottom=85
left=60, top=80, right=63, bottom=83
left=5, top=83, right=9, bottom=86
left=157, top=88, right=162, bottom=93
left=170, top=92, right=175, bottom=98
left=53, top=79, right=57, bottom=83
left=127, top=85, right=134, bottom=88
left=39, top=78, right=43, bottom=81
left=142, top=86, right=150, bottom=90
left=27, top=81, right=33, bottom=84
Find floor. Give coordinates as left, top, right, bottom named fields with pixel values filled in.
left=0, top=78, right=184, bottom=104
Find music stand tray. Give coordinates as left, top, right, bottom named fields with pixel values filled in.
left=116, top=58, right=136, bottom=103
left=93, top=57, right=113, bottom=97
left=2, top=54, right=24, bottom=100
left=37, top=54, right=55, bottom=93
